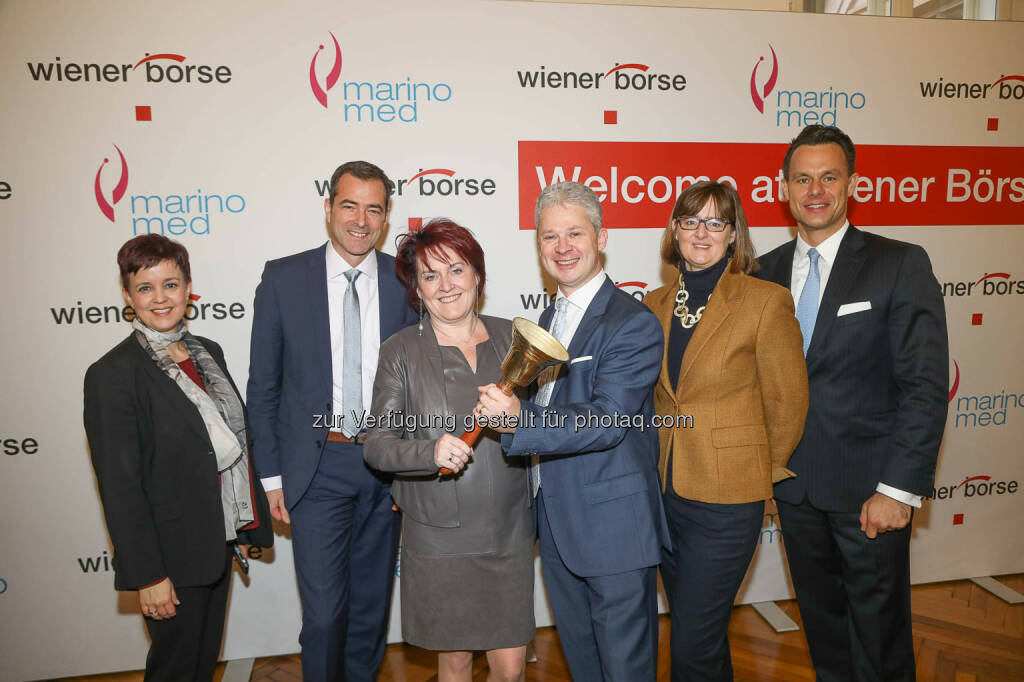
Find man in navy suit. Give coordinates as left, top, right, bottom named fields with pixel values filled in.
left=247, top=161, right=417, bottom=682
left=477, top=181, right=669, bottom=681
left=757, top=126, right=948, bottom=681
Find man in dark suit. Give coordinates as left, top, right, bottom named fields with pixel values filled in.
left=757, top=125, right=948, bottom=681
left=247, top=161, right=416, bottom=682
left=477, top=181, right=668, bottom=681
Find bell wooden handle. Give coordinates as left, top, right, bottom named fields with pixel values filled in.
left=439, top=379, right=516, bottom=475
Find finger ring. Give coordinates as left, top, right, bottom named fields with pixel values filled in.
left=449, top=455, right=455, bottom=464
left=150, top=609, right=158, bottom=616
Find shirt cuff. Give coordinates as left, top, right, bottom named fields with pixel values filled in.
left=876, top=482, right=922, bottom=508
left=261, top=475, right=283, bottom=492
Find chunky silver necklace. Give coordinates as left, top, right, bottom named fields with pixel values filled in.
left=673, top=272, right=709, bottom=329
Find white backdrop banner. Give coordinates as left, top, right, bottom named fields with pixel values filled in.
left=0, top=1, right=1021, bottom=679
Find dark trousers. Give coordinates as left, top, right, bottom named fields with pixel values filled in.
left=143, top=544, right=232, bottom=682
left=777, top=499, right=915, bottom=682
left=289, top=441, right=401, bottom=682
left=537, top=492, right=659, bottom=682
left=660, top=491, right=764, bottom=682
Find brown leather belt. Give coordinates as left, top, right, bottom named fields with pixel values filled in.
left=326, top=431, right=368, bottom=445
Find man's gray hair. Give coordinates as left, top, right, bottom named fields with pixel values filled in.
left=534, top=181, right=602, bottom=232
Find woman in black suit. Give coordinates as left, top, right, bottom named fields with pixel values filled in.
left=84, top=234, right=272, bottom=682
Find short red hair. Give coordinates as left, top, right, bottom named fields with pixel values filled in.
left=117, top=234, right=191, bottom=290
left=395, top=218, right=485, bottom=308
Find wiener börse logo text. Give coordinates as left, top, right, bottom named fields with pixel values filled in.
left=948, top=360, right=1022, bottom=429
left=749, top=44, right=866, bottom=127
left=94, top=145, right=246, bottom=235
left=309, top=32, right=452, bottom=123
left=516, top=61, right=686, bottom=93
left=930, top=474, right=1019, bottom=502
left=27, top=53, right=231, bottom=84
left=50, top=293, right=246, bottom=327
left=520, top=280, right=649, bottom=311
left=942, top=271, right=1024, bottom=298
left=919, top=74, right=1024, bottom=101
left=315, top=168, right=496, bottom=199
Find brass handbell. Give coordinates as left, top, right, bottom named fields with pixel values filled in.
left=439, top=317, right=569, bottom=474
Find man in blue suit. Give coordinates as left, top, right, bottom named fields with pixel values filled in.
left=247, top=161, right=417, bottom=682
left=477, top=181, right=669, bottom=681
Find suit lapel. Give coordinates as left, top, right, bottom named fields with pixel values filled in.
left=306, top=246, right=333, bottom=383
left=677, top=266, right=739, bottom=391
left=551, top=278, right=613, bottom=403
left=806, top=226, right=866, bottom=365
left=376, top=251, right=403, bottom=339
left=765, top=240, right=796, bottom=289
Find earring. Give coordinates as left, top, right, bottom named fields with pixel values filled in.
left=417, top=299, right=424, bottom=336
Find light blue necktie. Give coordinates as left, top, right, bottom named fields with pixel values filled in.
left=796, top=248, right=820, bottom=356
left=342, top=269, right=362, bottom=437
left=531, top=297, right=569, bottom=496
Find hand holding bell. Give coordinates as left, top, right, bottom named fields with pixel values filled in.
left=438, top=317, right=568, bottom=475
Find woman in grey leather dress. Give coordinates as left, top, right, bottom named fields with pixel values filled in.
left=364, top=219, right=533, bottom=682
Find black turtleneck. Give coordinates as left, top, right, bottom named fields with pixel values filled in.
left=668, top=256, right=729, bottom=391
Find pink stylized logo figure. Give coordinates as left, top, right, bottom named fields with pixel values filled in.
left=750, top=44, right=779, bottom=114
left=95, top=145, right=129, bottom=222
left=310, top=32, right=342, bottom=108
left=949, top=359, right=960, bottom=403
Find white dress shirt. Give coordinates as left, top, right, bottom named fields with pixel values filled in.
left=789, top=222, right=921, bottom=509
left=262, top=245, right=382, bottom=493
left=326, top=245, right=381, bottom=425
left=531, top=270, right=608, bottom=491
left=553, top=269, right=608, bottom=348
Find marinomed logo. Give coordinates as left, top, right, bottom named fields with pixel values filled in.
left=309, top=32, right=452, bottom=122
left=759, top=513, right=782, bottom=545
left=27, top=53, right=232, bottom=84
left=749, top=44, right=866, bottom=127
left=94, top=145, right=247, bottom=235
left=948, top=362, right=1023, bottom=428
left=516, top=62, right=686, bottom=92
left=95, top=145, right=129, bottom=222
left=919, top=74, right=1024, bottom=100
left=749, top=44, right=779, bottom=114
left=309, top=32, right=342, bottom=107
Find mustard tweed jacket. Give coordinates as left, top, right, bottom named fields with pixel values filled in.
left=644, top=264, right=808, bottom=504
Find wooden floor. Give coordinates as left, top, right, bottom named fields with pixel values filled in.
left=55, top=575, right=1023, bottom=682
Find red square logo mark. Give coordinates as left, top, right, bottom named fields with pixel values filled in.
left=408, top=217, right=423, bottom=232
left=972, top=313, right=983, bottom=326
left=987, top=118, right=999, bottom=131
left=135, top=106, right=152, bottom=122
left=604, top=110, right=617, bottom=125
left=953, top=513, right=964, bottom=525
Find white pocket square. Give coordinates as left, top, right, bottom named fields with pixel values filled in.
left=570, top=355, right=593, bottom=365
left=837, top=301, right=872, bottom=317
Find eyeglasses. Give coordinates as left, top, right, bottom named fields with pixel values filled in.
left=673, top=216, right=732, bottom=232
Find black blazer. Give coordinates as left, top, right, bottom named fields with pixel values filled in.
left=756, top=226, right=948, bottom=511
left=84, top=334, right=273, bottom=591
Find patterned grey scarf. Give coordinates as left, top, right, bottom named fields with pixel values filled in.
left=132, top=319, right=254, bottom=540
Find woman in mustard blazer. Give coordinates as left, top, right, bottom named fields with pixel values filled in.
left=644, top=181, right=808, bottom=682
